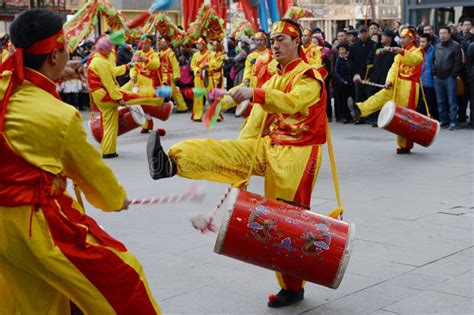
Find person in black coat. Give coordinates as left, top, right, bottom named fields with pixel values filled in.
left=350, top=25, right=375, bottom=124
left=365, top=29, right=398, bottom=126
left=334, top=43, right=355, bottom=123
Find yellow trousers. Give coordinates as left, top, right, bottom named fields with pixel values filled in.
left=357, top=79, right=419, bottom=150
left=191, top=76, right=206, bottom=121
left=169, top=136, right=322, bottom=290
left=172, top=83, right=188, bottom=112
left=0, top=204, right=160, bottom=314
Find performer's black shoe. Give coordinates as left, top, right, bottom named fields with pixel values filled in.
left=267, top=289, right=304, bottom=308
left=147, top=130, right=177, bottom=180
left=348, top=97, right=361, bottom=121
left=102, top=153, right=118, bottom=159
left=396, top=148, right=411, bottom=154
left=140, top=128, right=151, bottom=134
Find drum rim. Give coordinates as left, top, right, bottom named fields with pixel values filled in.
left=330, top=222, right=356, bottom=289
left=214, top=188, right=240, bottom=254
left=235, top=100, right=250, bottom=117
left=377, top=100, right=396, bottom=129
left=424, top=119, right=440, bottom=147
left=128, top=105, right=147, bottom=126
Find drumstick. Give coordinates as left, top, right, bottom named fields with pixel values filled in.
left=360, top=80, right=387, bottom=89
left=130, top=186, right=205, bottom=207
left=190, top=186, right=233, bottom=233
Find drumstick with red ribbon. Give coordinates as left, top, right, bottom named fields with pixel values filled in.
left=130, top=185, right=205, bottom=207
left=190, top=186, right=233, bottom=233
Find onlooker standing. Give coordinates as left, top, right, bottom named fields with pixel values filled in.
left=334, top=43, right=355, bottom=123
left=466, top=41, right=474, bottom=128
left=458, top=18, right=473, bottom=123
left=417, top=34, right=439, bottom=120
left=423, top=24, right=440, bottom=45
left=350, top=25, right=375, bottom=124
left=433, top=26, right=463, bottom=130
left=369, top=22, right=380, bottom=37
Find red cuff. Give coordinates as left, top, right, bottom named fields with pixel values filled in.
left=253, top=88, right=265, bottom=104
left=399, top=49, right=405, bottom=56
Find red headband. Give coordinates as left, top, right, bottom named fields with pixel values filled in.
left=25, top=29, right=66, bottom=54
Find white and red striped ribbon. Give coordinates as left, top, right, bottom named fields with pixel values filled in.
left=130, top=186, right=205, bottom=206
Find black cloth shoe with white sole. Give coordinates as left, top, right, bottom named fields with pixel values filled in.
left=147, top=130, right=176, bottom=180
left=348, top=97, right=361, bottom=120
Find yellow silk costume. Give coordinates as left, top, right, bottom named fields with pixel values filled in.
left=159, top=47, right=187, bottom=112
left=0, top=70, right=160, bottom=314
left=207, top=50, right=225, bottom=90
left=190, top=48, right=212, bottom=120
left=168, top=58, right=328, bottom=292
left=302, top=42, right=322, bottom=67
left=357, top=44, right=423, bottom=149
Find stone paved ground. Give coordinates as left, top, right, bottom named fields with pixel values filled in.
left=81, top=111, right=473, bottom=314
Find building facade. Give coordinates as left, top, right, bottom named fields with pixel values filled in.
left=402, top=0, right=474, bottom=28
left=297, top=0, right=401, bottom=41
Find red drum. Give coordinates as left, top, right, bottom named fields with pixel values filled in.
left=378, top=101, right=440, bottom=147
left=214, top=189, right=355, bottom=289
left=89, top=107, right=139, bottom=143
left=142, top=102, right=172, bottom=121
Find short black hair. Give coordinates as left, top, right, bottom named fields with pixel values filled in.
left=337, top=30, right=348, bottom=35
left=337, top=43, right=350, bottom=51
left=439, top=25, right=451, bottom=33
left=9, top=9, right=63, bottom=70
left=420, top=33, right=432, bottom=42
left=462, top=18, right=472, bottom=25
left=161, top=35, right=171, bottom=43
left=369, top=22, right=380, bottom=28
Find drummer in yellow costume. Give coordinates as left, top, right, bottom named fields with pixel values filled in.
left=207, top=40, right=225, bottom=90
left=302, top=29, right=322, bottom=67
left=158, top=35, right=188, bottom=112
left=349, top=27, right=423, bottom=154
left=0, top=10, right=160, bottom=314
left=190, top=37, right=212, bottom=121
left=147, top=18, right=328, bottom=308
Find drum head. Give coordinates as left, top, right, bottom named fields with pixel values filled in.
left=235, top=100, right=250, bottom=117
left=214, top=188, right=240, bottom=254
left=377, top=100, right=397, bottom=129
left=128, top=105, right=147, bottom=126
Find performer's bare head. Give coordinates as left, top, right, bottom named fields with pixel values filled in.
left=270, top=19, right=302, bottom=67
left=10, top=9, right=68, bottom=80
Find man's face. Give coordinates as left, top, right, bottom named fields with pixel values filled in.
left=53, top=48, right=70, bottom=80
left=348, top=34, right=356, bottom=43
left=359, top=31, right=369, bottom=41
left=337, top=32, right=347, bottom=43
left=196, top=43, right=204, bottom=51
left=439, top=29, right=451, bottom=42
left=463, top=20, right=472, bottom=33
left=142, top=41, right=151, bottom=52
left=311, top=35, right=319, bottom=46
left=338, top=47, right=349, bottom=58
left=369, top=24, right=379, bottom=36
left=158, top=40, right=168, bottom=50
left=419, top=37, right=430, bottom=50
left=423, top=26, right=434, bottom=36
left=255, top=37, right=266, bottom=50
left=400, top=34, right=413, bottom=48
left=381, top=34, right=391, bottom=46
left=302, top=34, right=311, bottom=45
left=270, top=33, right=299, bottom=65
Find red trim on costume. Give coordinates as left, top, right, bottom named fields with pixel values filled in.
left=253, top=88, right=265, bottom=104
left=294, top=145, right=320, bottom=207
left=24, top=68, right=61, bottom=99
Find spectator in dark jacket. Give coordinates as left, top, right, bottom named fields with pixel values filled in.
left=417, top=34, right=439, bottom=120
left=366, top=29, right=397, bottom=126
left=458, top=18, right=472, bottom=123
left=335, top=43, right=355, bottom=123
left=433, top=26, right=463, bottom=130
left=467, top=41, right=474, bottom=128
left=350, top=25, right=375, bottom=124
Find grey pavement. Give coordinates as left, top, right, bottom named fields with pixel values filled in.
left=79, top=111, right=473, bottom=314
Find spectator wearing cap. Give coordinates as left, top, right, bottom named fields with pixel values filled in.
left=433, top=26, right=463, bottom=130
left=350, top=25, right=376, bottom=124
left=347, top=30, right=358, bottom=45
left=417, top=33, right=439, bottom=120
left=365, top=29, right=398, bottom=126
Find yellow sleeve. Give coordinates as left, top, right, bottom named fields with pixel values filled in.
left=243, top=53, right=255, bottom=81
left=93, top=58, right=123, bottom=101
left=208, top=52, right=224, bottom=72
left=386, top=56, right=399, bottom=84
left=255, top=73, right=321, bottom=114
left=399, top=47, right=424, bottom=67
left=170, top=52, right=181, bottom=81
left=191, top=53, right=200, bottom=74
left=112, top=65, right=127, bottom=77
left=146, top=52, right=160, bottom=71
left=130, top=66, right=138, bottom=79
left=60, top=111, right=126, bottom=211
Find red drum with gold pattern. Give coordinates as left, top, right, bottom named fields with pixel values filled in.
left=142, top=102, right=172, bottom=121
left=378, top=101, right=440, bottom=147
left=214, top=189, right=355, bottom=289
left=89, top=107, right=139, bottom=143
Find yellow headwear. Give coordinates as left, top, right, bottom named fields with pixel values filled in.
left=255, top=32, right=267, bottom=40
left=401, top=28, right=416, bottom=39
left=270, top=20, right=301, bottom=39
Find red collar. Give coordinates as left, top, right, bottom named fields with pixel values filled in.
left=277, top=58, right=302, bottom=75
left=24, top=68, right=61, bottom=100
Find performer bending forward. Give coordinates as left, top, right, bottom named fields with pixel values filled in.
left=148, top=19, right=327, bottom=308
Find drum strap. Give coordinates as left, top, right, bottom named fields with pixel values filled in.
left=418, top=81, right=431, bottom=118
left=326, top=124, right=344, bottom=220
